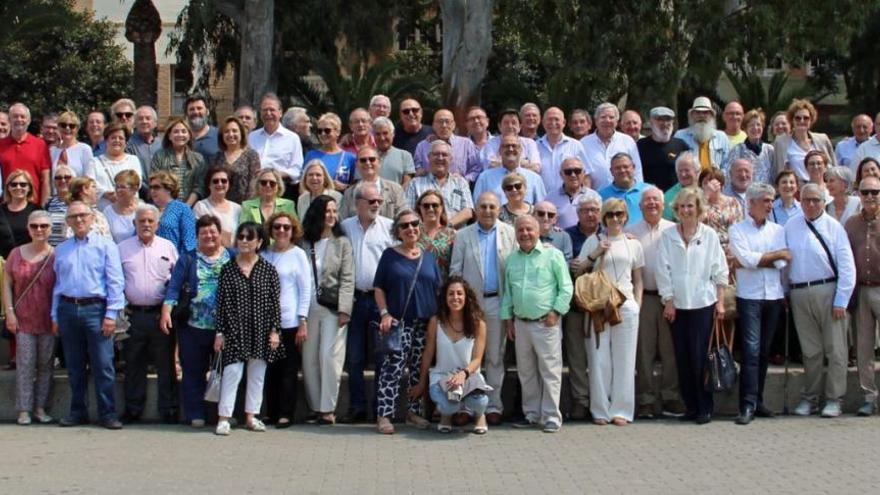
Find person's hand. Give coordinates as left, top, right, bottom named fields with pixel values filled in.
left=379, top=313, right=395, bottom=333
left=101, top=317, right=116, bottom=337
left=447, top=370, right=466, bottom=388
left=569, top=257, right=584, bottom=274
left=270, top=331, right=282, bottom=349
left=543, top=310, right=559, bottom=327
left=777, top=248, right=792, bottom=262
left=51, top=321, right=59, bottom=336
left=295, top=325, right=307, bottom=346
left=506, top=320, right=515, bottom=341
left=832, top=306, right=847, bottom=320
left=663, top=300, right=676, bottom=323
left=715, top=300, right=726, bottom=320
left=214, top=334, right=223, bottom=353
left=338, top=313, right=350, bottom=326
left=333, top=180, right=348, bottom=192
left=159, top=311, right=172, bottom=335
left=5, top=312, right=17, bottom=334
left=593, top=239, right=611, bottom=259
left=407, top=383, right=425, bottom=401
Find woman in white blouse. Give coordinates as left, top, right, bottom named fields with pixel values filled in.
left=578, top=198, right=644, bottom=426
left=102, top=169, right=141, bottom=243
left=92, top=122, right=143, bottom=211
left=656, top=187, right=729, bottom=425
left=193, top=166, right=241, bottom=247
left=50, top=111, right=95, bottom=181
left=772, top=99, right=835, bottom=182
left=825, top=165, right=860, bottom=225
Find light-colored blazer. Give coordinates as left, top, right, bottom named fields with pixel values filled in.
left=450, top=221, right=517, bottom=303
left=301, top=236, right=355, bottom=316
left=340, top=178, right=406, bottom=219
left=772, top=131, right=836, bottom=179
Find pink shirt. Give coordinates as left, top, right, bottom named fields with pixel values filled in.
left=118, top=235, right=178, bottom=306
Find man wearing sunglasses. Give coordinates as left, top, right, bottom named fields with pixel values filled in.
left=846, top=175, right=880, bottom=416
left=545, top=157, right=592, bottom=229
left=535, top=201, right=573, bottom=261
left=341, top=146, right=405, bottom=219
left=110, top=98, right=136, bottom=134
left=0, top=103, right=51, bottom=205
left=598, top=152, right=650, bottom=226
left=393, top=98, right=431, bottom=155
left=472, top=133, right=546, bottom=207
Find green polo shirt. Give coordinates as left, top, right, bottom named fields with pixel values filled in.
left=501, top=241, right=573, bottom=320
left=663, top=182, right=682, bottom=221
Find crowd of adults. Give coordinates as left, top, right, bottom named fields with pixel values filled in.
left=1, top=91, right=879, bottom=435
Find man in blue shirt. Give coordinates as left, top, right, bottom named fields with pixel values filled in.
left=52, top=201, right=125, bottom=429
left=472, top=133, right=546, bottom=205
left=599, top=152, right=649, bottom=226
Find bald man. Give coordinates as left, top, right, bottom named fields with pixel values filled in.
left=536, top=107, right=588, bottom=194
left=413, top=109, right=482, bottom=182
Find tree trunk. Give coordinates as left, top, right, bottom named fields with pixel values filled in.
left=440, top=0, right=493, bottom=132
left=132, top=43, right=158, bottom=107
left=236, top=0, right=275, bottom=107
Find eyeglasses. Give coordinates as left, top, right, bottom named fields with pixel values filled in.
left=860, top=189, right=880, bottom=197
left=793, top=115, right=811, bottom=122
left=316, top=128, right=334, bottom=135
left=115, top=112, right=134, bottom=119
left=272, top=223, right=292, bottom=232
left=259, top=179, right=278, bottom=187
left=358, top=156, right=378, bottom=164
left=802, top=197, right=824, bottom=204
left=54, top=175, right=73, bottom=181
left=66, top=212, right=91, bottom=220
left=149, top=184, right=164, bottom=190
left=503, top=183, right=524, bottom=192
left=59, top=123, right=77, bottom=130
left=28, top=223, right=50, bottom=230
left=398, top=220, right=420, bottom=230
left=605, top=211, right=627, bottom=219
left=563, top=168, right=583, bottom=176
left=806, top=160, right=825, bottom=168
left=578, top=207, right=600, bottom=214
left=401, top=108, right=421, bottom=115
left=115, top=184, right=134, bottom=191
left=535, top=210, right=556, bottom=219
left=420, top=202, right=441, bottom=210
left=237, top=233, right=256, bottom=242
left=366, top=198, right=384, bottom=206
left=212, top=178, right=229, bottom=185
left=8, top=182, right=29, bottom=189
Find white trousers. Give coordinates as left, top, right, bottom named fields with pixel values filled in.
left=218, top=359, right=267, bottom=418
left=481, top=296, right=506, bottom=413
left=302, top=302, right=348, bottom=413
left=514, top=318, right=563, bottom=425
left=585, top=300, right=639, bottom=422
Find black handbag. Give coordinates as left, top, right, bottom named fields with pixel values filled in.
left=373, top=254, right=423, bottom=355
left=704, top=318, right=737, bottom=393
left=309, top=243, right=339, bottom=311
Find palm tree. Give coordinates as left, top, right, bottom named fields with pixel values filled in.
left=124, top=0, right=162, bottom=107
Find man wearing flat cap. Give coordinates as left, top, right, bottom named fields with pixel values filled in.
left=674, top=96, right=730, bottom=171
left=637, top=107, right=690, bottom=192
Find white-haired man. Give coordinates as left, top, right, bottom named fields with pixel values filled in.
left=674, top=96, right=730, bottom=171
left=580, top=103, right=643, bottom=191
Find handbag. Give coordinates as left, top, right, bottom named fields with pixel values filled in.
left=309, top=242, right=339, bottom=311
left=720, top=272, right=738, bottom=320
left=204, top=349, right=222, bottom=402
left=374, top=254, right=423, bottom=354
left=574, top=233, right=627, bottom=347
left=704, top=318, right=737, bottom=392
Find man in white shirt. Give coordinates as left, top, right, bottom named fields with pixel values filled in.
left=784, top=183, right=856, bottom=418
left=248, top=93, right=304, bottom=197
left=472, top=133, right=545, bottom=206
left=479, top=109, right=541, bottom=172
left=729, top=183, right=790, bottom=424
left=450, top=192, right=517, bottom=425
left=520, top=103, right=541, bottom=140
left=581, top=103, right=643, bottom=191
left=340, top=183, right=394, bottom=423
left=834, top=113, right=873, bottom=171
left=851, top=113, right=880, bottom=171
left=626, top=186, right=682, bottom=419
left=568, top=109, right=592, bottom=140
left=405, top=140, right=474, bottom=227
left=537, top=107, right=587, bottom=194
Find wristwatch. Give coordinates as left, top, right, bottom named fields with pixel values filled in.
left=379, top=308, right=389, bottom=317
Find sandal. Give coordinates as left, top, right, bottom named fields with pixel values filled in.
left=612, top=416, right=628, bottom=426
left=377, top=417, right=395, bottom=434
left=593, top=418, right=609, bottom=426
left=437, top=415, right=453, bottom=433
left=275, top=417, right=292, bottom=429
left=405, top=413, right=430, bottom=429
left=473, top=415, right=488, bottom=435
left=318, top=413, right=336, bottom=425
left=246, top=418, right=266, bottom=432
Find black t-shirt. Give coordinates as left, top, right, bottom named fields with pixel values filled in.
left=392, top=124, right=432, bottom=155
left=637, top=136, right=690, bottom=192
left=0, top=202, right=38, bottom=258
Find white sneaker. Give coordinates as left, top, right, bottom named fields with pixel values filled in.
left=793, top=400, right=815, bottom=416
left=215, top=420, right=231, bottom=435
left=246, top=418, right=266, bottom=432
left=820, top=400, right=841, bottom=418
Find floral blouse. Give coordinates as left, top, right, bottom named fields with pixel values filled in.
left=703, top=194, right=743, bottom=250
left=417, top=226, right=456, bottom=279
left=189, top=250, right=231, bottom=330
left=211, top=148, right=261, bottom=204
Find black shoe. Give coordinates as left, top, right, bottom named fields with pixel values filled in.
left=58, top=416, right=88, bottom=427
left=678, top=412, right=698, bottom=422
left=339, top=409, right=367, bottom=424
left=735, top=406, right=755, bottom=425
left=120, top=411, right=141, bottom=424
left=161, top=412, right=179, bottom=425
left=755, top=404, right=776, bottom=418
left=101, top=417, right=123, bottom=430
left=695, top=414, right=712, bottom=425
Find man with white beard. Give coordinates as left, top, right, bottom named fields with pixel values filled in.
left=637, top=107, right=690, bottom=191
left=674, top=96, right=730, bottom=171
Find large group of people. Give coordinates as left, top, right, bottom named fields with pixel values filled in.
left=2, top=91, right=879, bottom=437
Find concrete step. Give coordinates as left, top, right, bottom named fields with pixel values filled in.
left=2, top=364, right=878, bottom=422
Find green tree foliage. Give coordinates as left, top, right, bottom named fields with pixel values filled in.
left=0, top=0, right=132, bottom=118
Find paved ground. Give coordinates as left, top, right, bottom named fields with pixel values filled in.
left=3, top=416, right=879, bottom=494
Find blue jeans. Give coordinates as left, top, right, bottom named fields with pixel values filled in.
left=57, top=300, right=116, bottom=421
left=346, top=292, right=378, bottom=412
left=178, top=325, right=216, bottom=421
left=736, top=298, right=782, bottom=409
left=429, top=381, right=489, bottom=416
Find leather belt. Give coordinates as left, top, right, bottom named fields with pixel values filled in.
left=483, top=292, right=499, bottom=298
left=128, top=304, right=162, bottom=312
left=643, top=289, right=659, bottom=296
left=790, top=277, right=837, bottom=290
left=355, top=289, right=374, bottom=299
left=516, top=314, right=545, bottom=322
left=61, top=296, right=106, bottom=305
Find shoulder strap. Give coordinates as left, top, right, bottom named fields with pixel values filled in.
left=13, top=250, right=53, bottom=309
left=805, top=218, right=838, bottom=278
left=399, top=254, right=424, bottom=321
left=308, top=243, right=322, bottom=296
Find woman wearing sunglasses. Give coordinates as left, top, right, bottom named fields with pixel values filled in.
left=214, top=222, right=284, bottom=435
left=149, top=171, right=196, bottom=254
left=49, top=111, right=94, bottom=182
left=499, top=172, right=534, bottom=225
left=578, top=198, right=645, bottom=426
left=296, top=160, right=342, bottom=219
left=0, top=171, right=40, bottom=259
left=193, top=166, right=242, bottom=247
left=240, top=169, right=295, bottom=226
left=415, top=190, right=455, bottom=279
left=46, top=165, right=75, bottom=246
left=304, top=113, right=356, bottom=192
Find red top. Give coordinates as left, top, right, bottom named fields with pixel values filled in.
left=0, top=133, right=51, bottom=202
left=6, top=247, right=56, bottom=334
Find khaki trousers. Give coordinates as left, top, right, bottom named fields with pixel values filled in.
left=514, top=318, right=563, bottom=425
left=856, top=286, right=880, bottom=403
left=563, top=309, right=589, bottom=407
left=481, top=296, right=506, bottom=414
left=790, top=283, right=848, bottom=403
left=635, top=294, right=679, bottom=406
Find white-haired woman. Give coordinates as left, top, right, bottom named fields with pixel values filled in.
left=825, top=166, right=860, bottom=225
